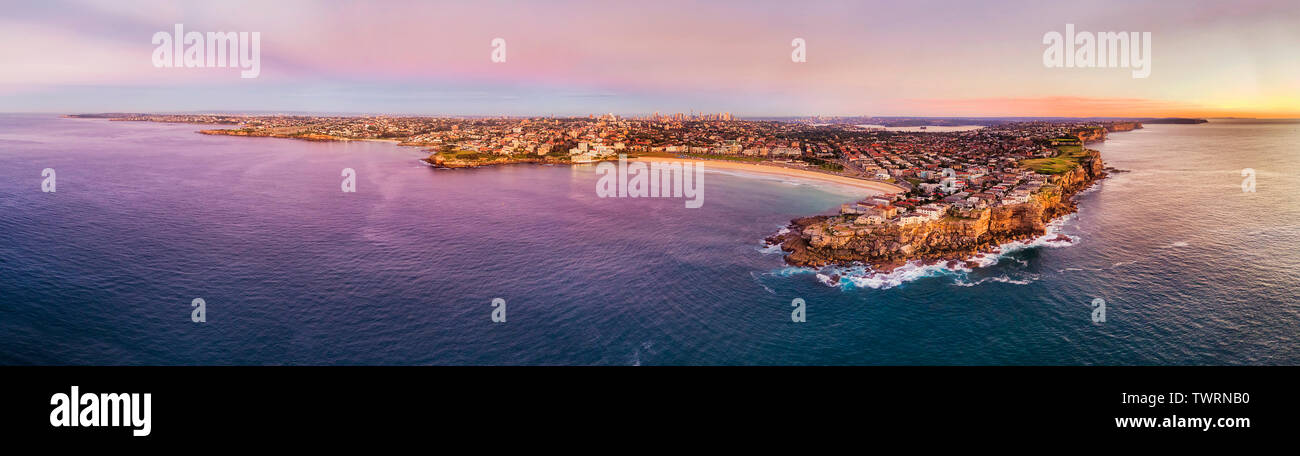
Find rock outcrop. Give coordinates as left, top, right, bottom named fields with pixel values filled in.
left=423, top=152, right=565, bottom=168
left=1105, top=122, right=1141, bottom=133
left=199, top=129, right=345, bottom=142
left=1071, top=123, right=1141, bottom=144
left=766, top=150, right=1105, bottom=272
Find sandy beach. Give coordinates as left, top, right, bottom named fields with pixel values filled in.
left=632, top=156, right=905, bottom=196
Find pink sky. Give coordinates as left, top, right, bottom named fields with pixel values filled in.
left=2, top=0, right=1297, bottom=117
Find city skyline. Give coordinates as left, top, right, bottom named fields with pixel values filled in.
left=3, top=0, right=1298, bottom=117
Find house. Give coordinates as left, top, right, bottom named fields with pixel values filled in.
left=854, top=214, right=887, bottom=225
left=898, top=214, right=930, bottom=225
left=840, top=203, right=873, bottom=215
left=872, top=205, right=899, bottom=218
left=916, top=204, right=948, bottom=219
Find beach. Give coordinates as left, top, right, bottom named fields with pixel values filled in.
left=631, top=156, right=905, bottom=196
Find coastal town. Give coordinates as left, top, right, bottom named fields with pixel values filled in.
left=75, top=112, right=1137, bottom=237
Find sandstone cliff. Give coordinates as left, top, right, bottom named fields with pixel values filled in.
left=1105, top=122, right=1142, bottom=133
left=767, top=150, right=1105, bottom=272
left=1072, top=123, right=1141, bottom=144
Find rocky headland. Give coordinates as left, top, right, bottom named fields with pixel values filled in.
left=765, top=128, right=1116, bottom=273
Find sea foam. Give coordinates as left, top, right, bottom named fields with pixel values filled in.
left=769, top=214, right=1080, bottom=290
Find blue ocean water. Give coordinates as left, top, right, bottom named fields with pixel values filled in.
left=1, top=115, right=1297, bottom=365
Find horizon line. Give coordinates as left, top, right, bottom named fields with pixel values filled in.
left=36, top=111, right=1289, bottom=121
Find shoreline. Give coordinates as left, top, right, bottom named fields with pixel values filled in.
left=197, top=129, right=405, bottom=143
left=766, top=142, right=1112, bottom=275
left=631, top=156, right=905, bottom=196
left=798, top=213, right=1082, bottom=290
left=186, top=123, right=896, bottom=197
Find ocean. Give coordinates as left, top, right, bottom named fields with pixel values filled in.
left=1, top=114, right=1297, bottom=365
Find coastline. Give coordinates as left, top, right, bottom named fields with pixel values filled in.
left=89, top=117, right=1109, bottom=276
left=802, top=213, right=1083, bottom=290
left=197, top=129, right=403, bottom=143
left=631, top=156, right=906, bottom=196
left=191, top=125, right=899, bottom=198
left=768, top=178, right=1098, bottom=277
left=191, top=123, right=892, bottom=197
left=766, top=133, right=1117, bottom=275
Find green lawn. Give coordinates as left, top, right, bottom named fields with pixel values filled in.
left=1021, top=145, right=1092, bottom=175
left=440, top=148, right=486, bottom=161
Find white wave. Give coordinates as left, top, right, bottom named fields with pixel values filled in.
left=703, top=168, right=870, bottom=197
left=816, top=273, right=837, bottom=286
left=771, top=266, right=817, bottom=277
left=952, top=275, right=1036, bottom=287
left=702, top=169, right=793, bottom=184
left=1057, top=259, right=1138, bottom=274
left=757, top=228, right=792, bottom=254
left=748, top=272, right=778, bottom=294
left=840, top=262, right=963, bottom=289
left=1074, top=180, right=1104, bottom=196
left=786, top=213, right=1081, bottom=290
left=756, top=243, right=784, bottom=254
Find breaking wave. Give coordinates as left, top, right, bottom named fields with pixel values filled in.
left=952, top=274, right=1037, bottom=287
left=767, top=214, right=1080, bottom=290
